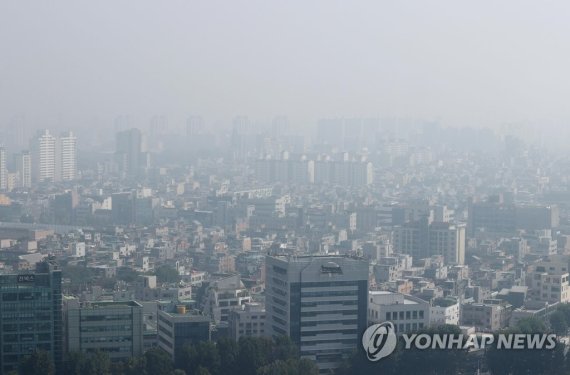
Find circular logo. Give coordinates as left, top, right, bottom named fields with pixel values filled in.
left=362, top=322, right=397, bottom=361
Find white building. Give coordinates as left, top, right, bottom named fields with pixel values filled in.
left=368, top=291, right=430, bottom=334
left=30, top=129, right=56, bottom=183
left=59, top=131, right=77, bottom=181
left=430, top=297, right=460, bottom=326
left=17, top=151, right=32, bottom=188
left=203, top=274, right=251, bottom=324
left=0, top=147, right=6, bottom=190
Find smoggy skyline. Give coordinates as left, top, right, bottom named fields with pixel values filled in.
left=2, top=1, right=570, bottom=134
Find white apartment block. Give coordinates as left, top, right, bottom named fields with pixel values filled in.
left=59, top=131, right=77, bottom=181
left=30, top=129, right=56, bottom=183
left=18, top=151, right=32, bottom=188
left=0, top=147, right=6, bottom=190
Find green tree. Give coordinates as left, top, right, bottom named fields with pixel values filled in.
left=217, top=338, right=239, bottom=375
left=195, top=367, right=212, bottom=375
left=154, top=265, right=180, bottom=283
left=64, top=351, right=84, bottom=375
left=19, top=350, right=54, bottom=375
left=272, top=336, right=298, bottom=362
left=144, top=348, right=173, bottom=375
left=550, top=310, right=568, bottom=335
left=296, top=359, right=319, bottom=375
left=179, top=342, right=220, bottom=375
left=515, top=317, right=547, bottom=333
left=257, top=358, right=319, bottom=375
left=114, top=356, right=147, bottom=375
left=237, top=337, right=274, bottom=375
left=81, top=350, right=111, bottom=375
left=487, top=326, right=566, bottom=375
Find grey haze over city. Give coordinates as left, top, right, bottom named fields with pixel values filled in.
left=3, top=2, right=570, bottom=375
left=2, top=1, right=570, bottom=146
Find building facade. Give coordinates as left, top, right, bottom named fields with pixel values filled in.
left=65, top=300, right=143, bottom=360
left=0, top=259, right=63, bottom=374
left=228, top=302, right=266, bottom=340
left=157, top=305, right=211, bottom=362
left=30, top=129, right=57, bottom=183
left=58, top=131, right=77, bottom=181
left=368, top=291, right=430, bottom=334
left=265, top=255, right=368, bottom=373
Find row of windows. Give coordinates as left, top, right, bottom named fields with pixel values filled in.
left=3, top=343, right=52, bottom=353
left=158, top=315, right=173, bottom=327
left=272, top=266, right=287, bottom=275
left=80, top=314, right=133, bottom=322
left=158, top=325, right=172, bottom=338
left=3, top=333, right=51, bottom=342
left=238, top=329, right=265, bottom=335
left=301, top=291, right=357, bottom=298
left=301, top=319, right=357, bottom=327
left=239, top=322, right=264, bottom=327
left=301, top=310, right=357, bottom=318
left=2, top=312, right=52, bottom=321
left=301, top=338, right=356, bottom=346
left=80, top=325, right=132, bottom=333
left=382, top=310, right=425, bottom=321
left=301, top=281, right=361, bottom=288
left=3, top=323, right=52, bottom=332
left=272, top=315, right=286, bottom=326
left=81, top=336, right=132, bottom=344
left=2, top=292, right=51, bottom=301
left=394, top=322, right=424, bottom=333
left=301, top=329, right=357, bottom=337
left=301, top=300, right=357, bottom=308
left=158, top=335, right=173, bottom=348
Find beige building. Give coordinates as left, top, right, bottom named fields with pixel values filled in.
left=527, top=255, right=570, bottom=304
left=460, top=299, right=512, bottom=332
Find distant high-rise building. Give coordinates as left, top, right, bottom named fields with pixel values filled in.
left=112, top=191, right=135, bottom=225
left=231, top=116, right=250, bottom=159
left=30, top=129, right=57, bottom=183
left=393, top=217, right=466, bottom=265
left=186, top=116, right=204, bottom=137
left=115, top=128, right=143, bottom=179
left=0, top=147, right=7, bottom=190
left=58, top=131, right=77, bottom=181
left=0, top=258, right=63, bottom=374
left=265, top=255, right=368, bottom=373
left=17, top=150, right=32, bottom=188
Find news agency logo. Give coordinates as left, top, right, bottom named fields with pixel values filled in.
left=362, top=321, right=558, bottom=362
left=362, top=322, right=398, bottom=361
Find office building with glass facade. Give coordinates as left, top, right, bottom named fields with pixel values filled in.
left=0, top=259, right=63, bottom=374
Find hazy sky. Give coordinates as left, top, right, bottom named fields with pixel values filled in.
left=2, top=1, right=570, bottom=131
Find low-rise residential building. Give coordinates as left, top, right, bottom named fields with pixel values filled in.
left=368, top=291, right=430, bottom=334
left=430, top=297, right=460, bottom=326
left=228, top=302, right=266, bottom=340
left=461, top=299, right=512, bottom=332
